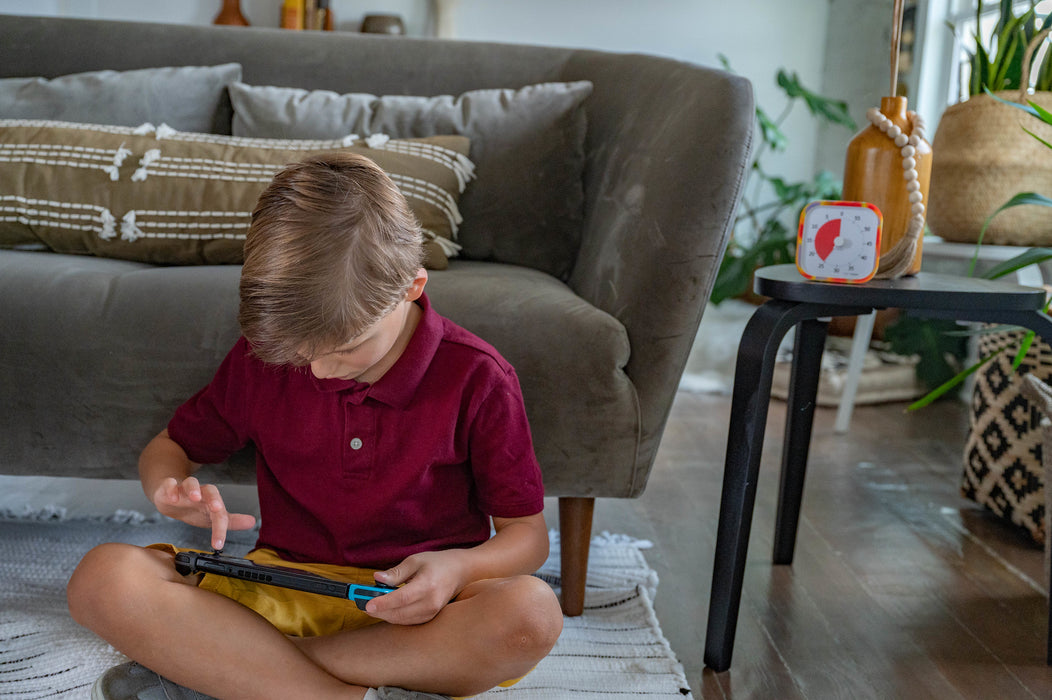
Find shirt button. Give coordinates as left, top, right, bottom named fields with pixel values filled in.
left=350, top=438, right=363, bottom=450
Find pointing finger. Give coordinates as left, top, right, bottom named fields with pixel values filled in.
left=201, top=484, right=229, bottom=550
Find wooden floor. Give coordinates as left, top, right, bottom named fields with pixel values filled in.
left=4, top=391, right=1052, bottom=698
left=571, top=391, right=1052, bottom=699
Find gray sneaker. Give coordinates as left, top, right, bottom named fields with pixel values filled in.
left=92, top=662, right=216, bottom=700
left=376, top=688, right=452, bottom=700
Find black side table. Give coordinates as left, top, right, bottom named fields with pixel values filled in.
left=703, top=264, right=1052, bottom=672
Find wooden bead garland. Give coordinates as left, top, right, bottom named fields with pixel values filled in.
left=865, top=106, right=928, bottom=279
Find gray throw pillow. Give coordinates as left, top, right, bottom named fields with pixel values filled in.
left=0, top=64, right=242, bottom=134
left=229, top=80, right=593, bottom=279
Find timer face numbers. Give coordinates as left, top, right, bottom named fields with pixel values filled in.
left=796, top=201, right=882, bottom=283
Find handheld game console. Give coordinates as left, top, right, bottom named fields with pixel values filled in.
left=173, top=551, right=396, bottom=611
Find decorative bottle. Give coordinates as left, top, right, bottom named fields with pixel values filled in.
left=842, top=96, right=932, bottom=277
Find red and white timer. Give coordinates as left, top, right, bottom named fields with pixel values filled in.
left=795, top=200, right=883, bottom=284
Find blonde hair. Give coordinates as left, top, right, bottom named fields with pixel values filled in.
left=239, top=152, right=425, bottom=365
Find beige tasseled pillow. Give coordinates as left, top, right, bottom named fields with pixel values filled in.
left=0, top=119, right=474, bottom=268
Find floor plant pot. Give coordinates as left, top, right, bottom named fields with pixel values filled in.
left=929, top=89, right=1052, bottom=245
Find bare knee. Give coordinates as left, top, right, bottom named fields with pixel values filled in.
left=67, top=543, right=178, bottom=629
left=443, top=575, right=562, bottom=696
left=484, top=576, right=563, bottom=669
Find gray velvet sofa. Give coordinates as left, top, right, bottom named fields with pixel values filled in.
left=0, top=13, right=753, bottom=614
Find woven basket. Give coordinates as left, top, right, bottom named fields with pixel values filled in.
left=928, top=33, right=1052, bottom=245
left=962, top=328, right=1052, bottom=544
left=928, top=92, right=1052, bottom=245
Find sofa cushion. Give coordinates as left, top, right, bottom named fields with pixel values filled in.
left=0, top=251, right=638, bottom=492
left=0, top=250, right=248, bottom=481
left=228, top=81, right=592, bottom=280
left=0, top=119, right=474, bottom=268
left=0, top=64, right=242, bottom=134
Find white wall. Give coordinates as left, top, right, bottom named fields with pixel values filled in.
left=0, top=0, right=433, bottom=33
left=444, top=0, right=832, bottom=190
left=0, top=0, right=835, bottom=191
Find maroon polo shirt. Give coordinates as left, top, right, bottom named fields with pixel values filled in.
left=167, top=293, right=544, bottom=569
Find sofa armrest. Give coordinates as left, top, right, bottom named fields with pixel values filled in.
left=564, top=52, right=754, bottom=478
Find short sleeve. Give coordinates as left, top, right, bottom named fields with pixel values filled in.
left=467, top=366, right=545, bottom=517
left=167, top=337, right=256, bottom=465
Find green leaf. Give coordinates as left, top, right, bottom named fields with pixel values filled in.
left=711, top=230, right=797, bottom=304
left=1037, top=43, right=1052, bottom=91
left=1030, top=99, right=1052, bottom=126
left=711, top=253, right=753, bottom=304
left=810, top=170, right=842, bottom=200
left=756, top=107, right=787, bottom=151
left=776, top=70, right=857, bottom=130
left=1012, top=331, right=1036, bottom=370
left=983, top=86, right=1043, bottom=119
left=941, top=323, right=1023, bottom=337
left=1036, top=18, right=1052, bottom=89
left=980, top=247, right=1052, bottom=279
left=753, top=221, right=793, bottom=250
left=883, top=315, right=969, bottom=391
left=776, top=70, right=805, bottom=98
left=995, top=0, right=1014, bottom=37
left=906, top=350, right=1003, bottom=411
left=971, top=37, right=988, bottom=94
left=990, top=24, right=1021, bottom=89
left=1022, top=125, right=1052, bottom=150
left=768, top=176, right=808, bottom=204
left=1005, top=191, right=1052, bottom=208
left=971, top=192, right=1052, bottom=275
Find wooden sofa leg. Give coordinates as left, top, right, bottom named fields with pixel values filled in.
left=559, top=496, right=595, bottom=616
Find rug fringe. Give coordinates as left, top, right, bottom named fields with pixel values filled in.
left=0, top=504, right=69, bottom=521
left=104, top=509, right=161, bottom=524
left=0, top=505, right=169, bottom=525
left=548, top=528, right=654, bottom=549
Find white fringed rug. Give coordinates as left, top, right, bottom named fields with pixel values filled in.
left=0, top=509, right=692, bottom=699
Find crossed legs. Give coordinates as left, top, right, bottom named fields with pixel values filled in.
left=67, top=543, right=563, bottom=699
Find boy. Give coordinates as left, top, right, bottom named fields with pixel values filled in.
left=67, top=153, right=563, bottom=700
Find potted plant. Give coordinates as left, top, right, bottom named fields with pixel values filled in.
left=927, top=0, right=1052, bottom=246
left=711, top=58, right=855, bottom=304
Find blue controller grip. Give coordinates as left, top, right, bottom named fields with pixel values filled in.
left=350, top=582, right=396, bottom=611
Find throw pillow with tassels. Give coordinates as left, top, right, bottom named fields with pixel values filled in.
left=0, top=119, right=474, bottom=268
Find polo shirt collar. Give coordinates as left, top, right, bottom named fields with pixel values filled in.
left=309, top=292, right=442, bottom=409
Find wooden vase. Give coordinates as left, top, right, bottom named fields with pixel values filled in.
left=842, top=96, right=932, bottom=275
left=213, top=0, right=249, bottom=26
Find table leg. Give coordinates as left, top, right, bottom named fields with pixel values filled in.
left=834, top=310, right=876, bottom=433
left=704, top=300, right=813, bottom=672
left=772, top=317, right=828, bottom=565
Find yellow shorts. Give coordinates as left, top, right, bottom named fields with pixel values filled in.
left=150, top=544, right=526, bottom=694
left=151, top=544, right=383, bottom=637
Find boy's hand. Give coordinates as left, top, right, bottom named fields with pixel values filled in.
left=365, top=550, right=468, bottom=625
left=151, top=476, right=256, bottom=551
